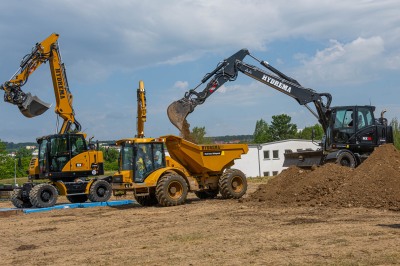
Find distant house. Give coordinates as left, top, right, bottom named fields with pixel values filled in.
left=233, top=139, right=320, bottom=177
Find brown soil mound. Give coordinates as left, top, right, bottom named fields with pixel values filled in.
left=246, top=144, right=400, bottom=211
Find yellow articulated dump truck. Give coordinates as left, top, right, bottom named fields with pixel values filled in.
left=112, top=135, right=248, bottom=207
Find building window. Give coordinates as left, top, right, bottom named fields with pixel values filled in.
left=263, top=150, right=270, bottom=159
left=263, top=172, right=270, bottom=177
left=272, top=171, right=279, bottom=176
left=272, top=150, right=279, bottom=159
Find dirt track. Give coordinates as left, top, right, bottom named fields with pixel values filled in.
left=1, top=144, right=400, bottom=265
left=0, top=185, right=399, bottom=265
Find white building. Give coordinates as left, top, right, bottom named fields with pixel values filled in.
left=233, top=139, right=319, bottom=177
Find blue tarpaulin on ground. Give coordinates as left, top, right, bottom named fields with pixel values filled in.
left=0, top=200, right=135, bottom=215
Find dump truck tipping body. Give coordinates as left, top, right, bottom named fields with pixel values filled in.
left=162, top=135, right=248, bottom=175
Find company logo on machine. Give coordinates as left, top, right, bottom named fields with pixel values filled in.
left=202, top=145, right=221, bottom=150
left=55, top=68, right=66, bottom=99
left=76, top=163, right=83, bottom=167
left=203, top=151, right=222, bottom=156
left=261, top=75, right=291, bottom=93
left=362, top=136, right=372, bottom=141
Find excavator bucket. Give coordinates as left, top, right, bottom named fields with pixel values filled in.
left=167, top=100, right=193, bottom=132
left=18, top=93, right=51, bottom=118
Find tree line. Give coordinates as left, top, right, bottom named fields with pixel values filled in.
left=1, top=114, right=399, bottom=180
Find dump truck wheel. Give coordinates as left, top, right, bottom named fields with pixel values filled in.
left=194, top=189, right=219, bottom=199
left=135, top=195, right=158, bottom=206
left=156, top=173, right=188, bottom=207
left=66, top=194, right=88, bottom=203
left=88, top=180, right=112, bottom=202
left=29, top=183, right=58, bottom=208
left=11, top=189, right=32, bottom=208
left=336, top=151, right=356, bottom=168
left=219, top=169, right=247, bottom=199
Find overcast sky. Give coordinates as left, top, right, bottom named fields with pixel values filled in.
left=1, top=0, right=399, bottom=142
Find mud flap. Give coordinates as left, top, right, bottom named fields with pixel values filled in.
left=167, top=100, right=192, bottom=131
left=283, top=150, right=324, bottom=168
left=18, top=93, right=51, bottom=118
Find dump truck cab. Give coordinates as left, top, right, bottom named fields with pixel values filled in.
left=114, top=137, right=167, bottom=184
left=112, top=135, right=248, bottom=207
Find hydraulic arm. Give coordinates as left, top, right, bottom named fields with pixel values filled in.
left=136, top=80, right=147, bottom=138
left=1, top=33, right=80, bottom=133
left=167, top=49, right=332, bottom=132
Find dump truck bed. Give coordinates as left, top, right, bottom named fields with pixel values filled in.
left=162, top=135, right=248, bottom=175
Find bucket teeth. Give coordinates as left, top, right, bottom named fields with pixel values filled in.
left=18, top=93, right=51, bottom=118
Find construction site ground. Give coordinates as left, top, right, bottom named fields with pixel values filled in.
left=1, top=144, right=400, bottom=265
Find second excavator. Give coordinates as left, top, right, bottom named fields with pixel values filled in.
left=167, top=49, right=393, bottom=168
left=1, top=33, right=111, bottom=208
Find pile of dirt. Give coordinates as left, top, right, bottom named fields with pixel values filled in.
left=246, top=144, right=400, bottom=211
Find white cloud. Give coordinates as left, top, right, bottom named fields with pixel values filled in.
left=293, top=36, right=387, bottom=85
left=173, top=81, right=189, bottom=90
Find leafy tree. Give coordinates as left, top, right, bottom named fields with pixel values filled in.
left=269, top=114, right=297, bottom=141
left=0, top=139, right=6, bottom=154
left=297, top=123, right=324, bottom=140
left=190, top=126, right=210, bottom=144
left=390, top=117, right=400, bottom=150
left=101, top=147, right=119, bottom=171
left=253, top=119, right=272, bottom=143
left=16, top=147, right=33, bottom=158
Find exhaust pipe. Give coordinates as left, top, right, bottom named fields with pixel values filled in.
left=167, top=99, right=193, bottom=132
left=17, top=93, right=51, bottom=118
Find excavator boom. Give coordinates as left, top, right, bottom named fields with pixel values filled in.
left=1, top=33, right=80, bottom=132
left=1, top=34, right=61, bottom=117
left=167, top=49, right=331, bottom=132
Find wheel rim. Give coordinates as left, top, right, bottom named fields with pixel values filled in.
left=340, top=157, right=351, bottom=167
left=168, top=181, right=183, bottom=199
left=41, top=190, right=52, bottom=202
left=231, top=176, right=244, bottom=193
left=97, top=186, right=106, bottom=197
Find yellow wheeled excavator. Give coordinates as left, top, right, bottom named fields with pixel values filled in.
left=1, top=33, right=112, bottom=208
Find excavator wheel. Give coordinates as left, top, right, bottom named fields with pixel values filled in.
left=219, top=169, right=247, bottom=199
left=336, top=151, right=356, bottom=168
left=156, top=173, right=188, bottom=207
left=10, top=189, right=33, bottom=208
left=194, top=189, right=219, bottom=199
left=29, top=183, right=58, bottom=208
left=88, top=180, right=112, bottom=202
left=135, top=194, right=158, bottom=207
left=66, top=194, right=88, bottom=203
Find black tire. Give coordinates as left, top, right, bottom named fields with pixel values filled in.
left=135, top=194, right=158, bottom=206
left=336, top=151, right=356, bottom=168
left=10, top=189, right=32, bottom=208
left=88, top=180, right=112, bottom=202
left=29, top=183, right=58, bottom=208
left=156, top=173, right=188, bottom=207
left=66, top=194, right=88, bottom=203
left=194, top=189, right=219, bottom=199
left=219, top=169, right=247, bottom=199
